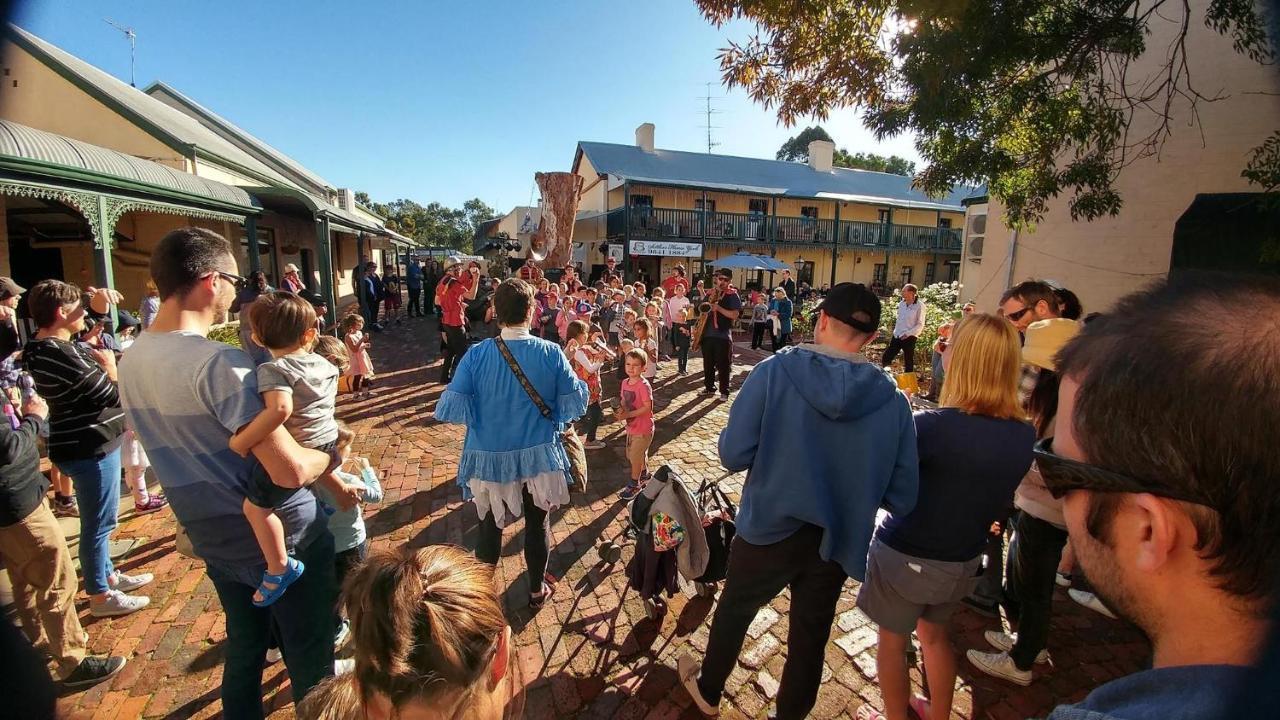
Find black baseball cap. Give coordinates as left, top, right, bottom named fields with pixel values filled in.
left=712, top=268, right=733, bottom=280
left=814, top=283, right=881, bottom=333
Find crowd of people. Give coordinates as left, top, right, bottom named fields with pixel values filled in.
left=0, top=223, right=1276, bottom=720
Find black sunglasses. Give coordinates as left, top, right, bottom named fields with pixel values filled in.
left=1005, top=305, right=1033, bottom=322
left=1033, top=437, right=1215, bottom=507
left=210, top=271, right=248, bottom=289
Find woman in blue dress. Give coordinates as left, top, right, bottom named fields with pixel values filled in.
left=435, top=278, right=588, bottom=607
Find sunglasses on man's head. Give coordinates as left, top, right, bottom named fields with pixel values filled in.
left=1033, top=437, right=1216, bottom=507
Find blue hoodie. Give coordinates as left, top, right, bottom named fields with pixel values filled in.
left=719, top=343, right=918, bottom=581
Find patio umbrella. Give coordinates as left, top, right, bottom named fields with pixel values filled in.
left=708, top=252, right=790, bottom=271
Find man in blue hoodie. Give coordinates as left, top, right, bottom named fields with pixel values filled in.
left=679, top=282, right=919, bottom=719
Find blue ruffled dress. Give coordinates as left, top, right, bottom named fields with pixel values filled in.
left=434, top=328, right=588, bottom=527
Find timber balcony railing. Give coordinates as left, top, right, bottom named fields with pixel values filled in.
left=605, top=206, right=963, bottom=253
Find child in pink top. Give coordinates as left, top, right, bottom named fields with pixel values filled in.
left=615, top=349, right=655, bottom=501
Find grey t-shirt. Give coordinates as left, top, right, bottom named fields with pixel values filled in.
left=256, top=352, right=339, bottom=448
left=119, top=331, right=324, bottom=566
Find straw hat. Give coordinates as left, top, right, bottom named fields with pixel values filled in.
left=1022, top=318, right=1081, bottom=371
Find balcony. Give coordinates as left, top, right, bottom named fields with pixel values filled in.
left=605, top=206, right=962, bottom=253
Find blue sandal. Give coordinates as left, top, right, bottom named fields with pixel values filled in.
left=253, top=558, right=305, bottom=607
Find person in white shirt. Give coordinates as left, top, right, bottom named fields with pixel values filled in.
left=881, top=284, right=925, bottom=373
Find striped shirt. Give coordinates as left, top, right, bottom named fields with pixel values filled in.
left=23, top=337, right=125, bottom=462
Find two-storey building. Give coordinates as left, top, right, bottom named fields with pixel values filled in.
left=570, top=124, right=977, bottom=295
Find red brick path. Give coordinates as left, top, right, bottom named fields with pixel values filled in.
left=53, top=318, right=1148, bottom=719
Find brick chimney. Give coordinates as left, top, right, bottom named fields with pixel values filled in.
left=636, top=123, right=655, bottom=153
left=808, top=140, right=835, bottom=172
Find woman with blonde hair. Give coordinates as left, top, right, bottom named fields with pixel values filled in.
left=298, top=545, right=518, bottom=720
left=855, top=314, right=1036, bottom=720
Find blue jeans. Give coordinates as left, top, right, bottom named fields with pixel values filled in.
left=207, top=530, right=337, bottom=719
left=60, top=448, right=122, bottom=595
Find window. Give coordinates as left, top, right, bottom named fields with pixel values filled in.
left=748, top=198, right=769, bottom=216
left=900, top=266, right=914, bottom=285
left=796, top=261, right=815, bottom=287
left=873, top=263, right=888, bottom=283
left=694, top=198, right=716, bottom=213
left=878, top=209, right=891, bottom=224
left=925, top=262, right=936, bottom=284
left=800, top=206, right=819, bottom=219
left=946, top=261, right=960, bottom=282
left=937, top=218, right=953, bottom=229
left=630, top=194, right=653, bottom=208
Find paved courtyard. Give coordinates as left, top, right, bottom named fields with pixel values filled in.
left=52, top=317, right=1149, bottom=719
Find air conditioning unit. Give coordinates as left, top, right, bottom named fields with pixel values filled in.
left=966, top=213, right=987, bottom=262
left=967, top=236, right=985, bottom=262
left=337, top=188, right=356, bottom=211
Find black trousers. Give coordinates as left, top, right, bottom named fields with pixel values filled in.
left=772, top=330, right=791, bottom=352
left=1005, top=511, right=1069, bottom=670
left=671, top=325, right=691, bottom=373
left=475, top=485, right=550, bottom=591
left=407, top=287, right=422, bottom=316
left=580, top=402, right=604, bottom=441
left=881, top=335, right=918, bottom=373
left=701, top=336, right=732, bottom=395
left=440, top=324, right=468, bottom=382
left=698, top=525, right=847, bottom=720
left=751, top=322, right=768, bottom=349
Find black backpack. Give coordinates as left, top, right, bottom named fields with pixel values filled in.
left=695, top=481, right=737, bottom=583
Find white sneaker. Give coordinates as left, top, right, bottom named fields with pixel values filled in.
left=677, top=653, right=719, bottom=716
left=1055, top=572, right=1073, bottom=587
left=966, top=649, right=1032, bottom=686
left=265, top=648, right=283, bottom=664
left=334, top=619, right=350, bottom=650
left=335, top=658, right=355, bottom=675
left=1069, top=589, right=1118, bottom=619
left=109, top=571, right=154, bottom=594
left=983, top=630, right=1050, bottom=664
left=89, top=590, right=150, bottom=618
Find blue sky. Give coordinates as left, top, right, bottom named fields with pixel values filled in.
left=15, top=0, right=921, bottom=213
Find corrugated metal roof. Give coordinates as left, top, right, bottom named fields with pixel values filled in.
left=0, top=119, right=257, bottom=209
left=9, top=24, right=298, bottom=190
left=577, top=141, right=978, bottom=211
left=144, top=81, right=334, bottom=194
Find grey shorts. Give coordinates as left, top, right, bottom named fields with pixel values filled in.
left=855, top=537, right=983, bottom=635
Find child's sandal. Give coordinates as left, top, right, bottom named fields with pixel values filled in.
left=252, top=557, right=305, bottom=608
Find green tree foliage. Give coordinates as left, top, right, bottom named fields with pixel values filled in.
left=777, top=125, right=916, bottom=175
left=355, top=194, right=498, bottom=251
left=697, top=0, right=1276, bottom=227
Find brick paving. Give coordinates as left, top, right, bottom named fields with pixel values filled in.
left=49, top=317, right=1150, bottom=719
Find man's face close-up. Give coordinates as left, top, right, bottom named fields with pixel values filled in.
left=999, top=297, right=1036, bottom=332
left=903, top=289, right=917, bottom=303
left=1056, top=376, right=1142, bottom=631
left=213, top=254, right=239, bottom=322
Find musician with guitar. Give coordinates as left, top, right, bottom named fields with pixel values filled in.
left=695, top=269, right=743, bottom=400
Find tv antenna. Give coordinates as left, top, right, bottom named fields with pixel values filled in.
left=700, top=82, right=722, bottom=154
left=104, top=19, right=136, bottom=87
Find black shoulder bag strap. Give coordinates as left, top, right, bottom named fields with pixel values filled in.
left=494, top=337, right=552, bottom=420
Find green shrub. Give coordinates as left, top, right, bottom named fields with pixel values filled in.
left=208, top=322, right=243, bottom=348
left=878, top=281, right=962, bottom=371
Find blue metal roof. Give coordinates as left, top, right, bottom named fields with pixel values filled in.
left=577, top=141, right=978, bottom=211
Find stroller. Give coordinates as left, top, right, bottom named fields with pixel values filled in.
left=597, top=466, right=737, bottom=619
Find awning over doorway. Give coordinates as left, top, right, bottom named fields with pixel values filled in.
left=0, top=119, right=260, bottom=245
